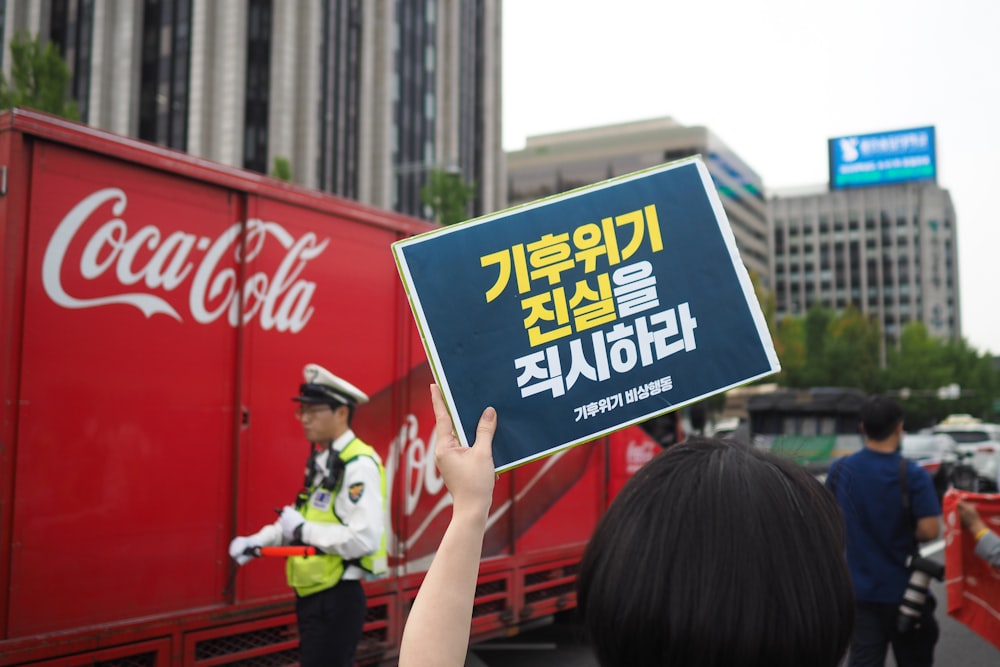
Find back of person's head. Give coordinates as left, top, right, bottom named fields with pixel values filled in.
left=859, top=394, right=904, bottom=441
left=577, top=437, right=853, bottom=667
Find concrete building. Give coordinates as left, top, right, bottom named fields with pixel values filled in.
left=1, top=0, right=505, bottom=220
left=769, top=181, right=960, bottom=350
left=506, top=116, right=771, bottom=288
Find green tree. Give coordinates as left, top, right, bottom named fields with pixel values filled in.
left=801, top=304, right=833, bottom=386
left=747, top=270, right=782, bottom=385
left=823, top=305, right=882, bottom=392
left=0, top=31, right=79, bottom=120
left=774, top=305, right=881, bottom=392
left=420, top=168, right=475, bottom=226
left=771, top=305, right=1000, bottom=428
left=270, top=156, right=292, bottom=181
left=938, top=337, right=1000, bottom=420
left=775, top=316, right=807, bottom=387
left=881, top=322, right=1000, bottom=429
left=885, top=322, right=951, bottom=392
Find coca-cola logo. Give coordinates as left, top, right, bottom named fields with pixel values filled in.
left=42, top=188, right=329, bottom=332
left=384, top=410, right=571, bottom=562
left=385, top=413, right=449, bottom=557
left=625, top=438, right=657, bottom=473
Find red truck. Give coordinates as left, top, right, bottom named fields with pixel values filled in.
left=0, top=109, right=674, bottom=666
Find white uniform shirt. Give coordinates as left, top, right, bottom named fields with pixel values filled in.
left=252, top=429, right=385, bottom=580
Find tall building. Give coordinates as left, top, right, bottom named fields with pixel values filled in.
left=506, top=117, right=771, bottom=288
left=770, top=181, right=961, bottom=351
left=0, top=0, right=505, bottom=220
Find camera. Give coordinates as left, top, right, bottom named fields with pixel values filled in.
left=896, top=555, right=945, bottom=633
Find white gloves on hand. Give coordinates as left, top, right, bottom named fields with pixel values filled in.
left=228, top=535, right=260, bottom=566
left=278, top=506, right=306, bottom=542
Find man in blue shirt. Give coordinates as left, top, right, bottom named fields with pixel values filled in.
left=827, top=395, right=941, bottom=666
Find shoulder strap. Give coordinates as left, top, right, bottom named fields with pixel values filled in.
left=295, top=444, right=323, bottom=509
left=899, top=457, right=919, bottom=558
left=899, top=457, right=910, bottom=512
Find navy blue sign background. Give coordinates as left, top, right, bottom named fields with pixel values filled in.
left=394, top=159, right=779, bottom=471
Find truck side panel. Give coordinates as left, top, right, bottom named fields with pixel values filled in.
left=10, top=141, right=243, bottom=636
left=0, top=111, right=651, bottom=666
left=0, top=116, right=32, bottom=641
left=233, top=193, right=414, bottom=604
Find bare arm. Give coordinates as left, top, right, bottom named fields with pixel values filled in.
left=959, top=500, right=1000, bottom=568
left=958, top=500, right=989, bottom=536
left=399, top=385, right=497, bottom=667
left=915, top=515, right=940, bottom=543
left=975, top=531, right=1000, bottom=569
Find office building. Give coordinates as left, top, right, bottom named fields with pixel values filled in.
left=770, top=181, right=960, bottom=348
left=0, top=0, right=505, bottom=219
left=771, top=125, right=961, bottom=355
left=506, top=116, right=771, bottom=288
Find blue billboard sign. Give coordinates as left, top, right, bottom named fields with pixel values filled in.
left=829, top=126, right=936, bottom=190
left=392, top=158, right=780, bottom=471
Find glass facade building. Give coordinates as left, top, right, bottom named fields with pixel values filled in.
left=1, top=0, right=505, bottom=220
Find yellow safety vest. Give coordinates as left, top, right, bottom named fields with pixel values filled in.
left=286, top=438, right=388, bottom=597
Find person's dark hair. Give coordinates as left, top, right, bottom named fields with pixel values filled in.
left=577, top=437, right=854, bottom=667
left=859, top=394, right=903, bottom=441
left=337, top=401, right=356, bottom=425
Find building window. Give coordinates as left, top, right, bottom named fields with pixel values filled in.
left=243, top=0, right=272, bottom=174
left=458, top=0, right=485, bottom=217
left=49, top=0, right=94, bottom=122
left=393, top=0, right=437, bottom=217
left=319, top=0, right=363, bottom=197
left=139, top=0, right=192, bottom=150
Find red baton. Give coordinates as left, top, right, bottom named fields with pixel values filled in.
left=252, top=546, right=317, bottom=558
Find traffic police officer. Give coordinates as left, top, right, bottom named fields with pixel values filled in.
left=229, top=363, right=387, bottom=667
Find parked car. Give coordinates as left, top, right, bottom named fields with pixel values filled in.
left=930, top=415, right=1000, bottom=492
left=901, top=432, right=960, bottom=501
left=902, top=432, right=960, bottom=468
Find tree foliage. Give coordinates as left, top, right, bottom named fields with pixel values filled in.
left=824, top=305, right=882, bottom=392
left=420, top=168, right=475, bottom=226
left=771, top=308, right=1000, bottom=429
left=270, top=156, right=292, bottom=182
left=0, top=31, right=80, bottom=120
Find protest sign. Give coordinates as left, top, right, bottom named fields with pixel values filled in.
left=392, top=157, right=780, bottom=471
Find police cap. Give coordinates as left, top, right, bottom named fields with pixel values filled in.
left=292, top=363, right=369, bottom=407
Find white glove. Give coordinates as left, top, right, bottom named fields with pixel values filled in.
left=228, top=536, right=260, bottom=566
left=278, top=506, right=306, bottom=542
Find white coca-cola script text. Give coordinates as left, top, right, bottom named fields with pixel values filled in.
left=43, top=188, right=329, bottom=332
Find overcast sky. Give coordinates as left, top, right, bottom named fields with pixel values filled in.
left=502, top=0, right=1000, bottom=357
